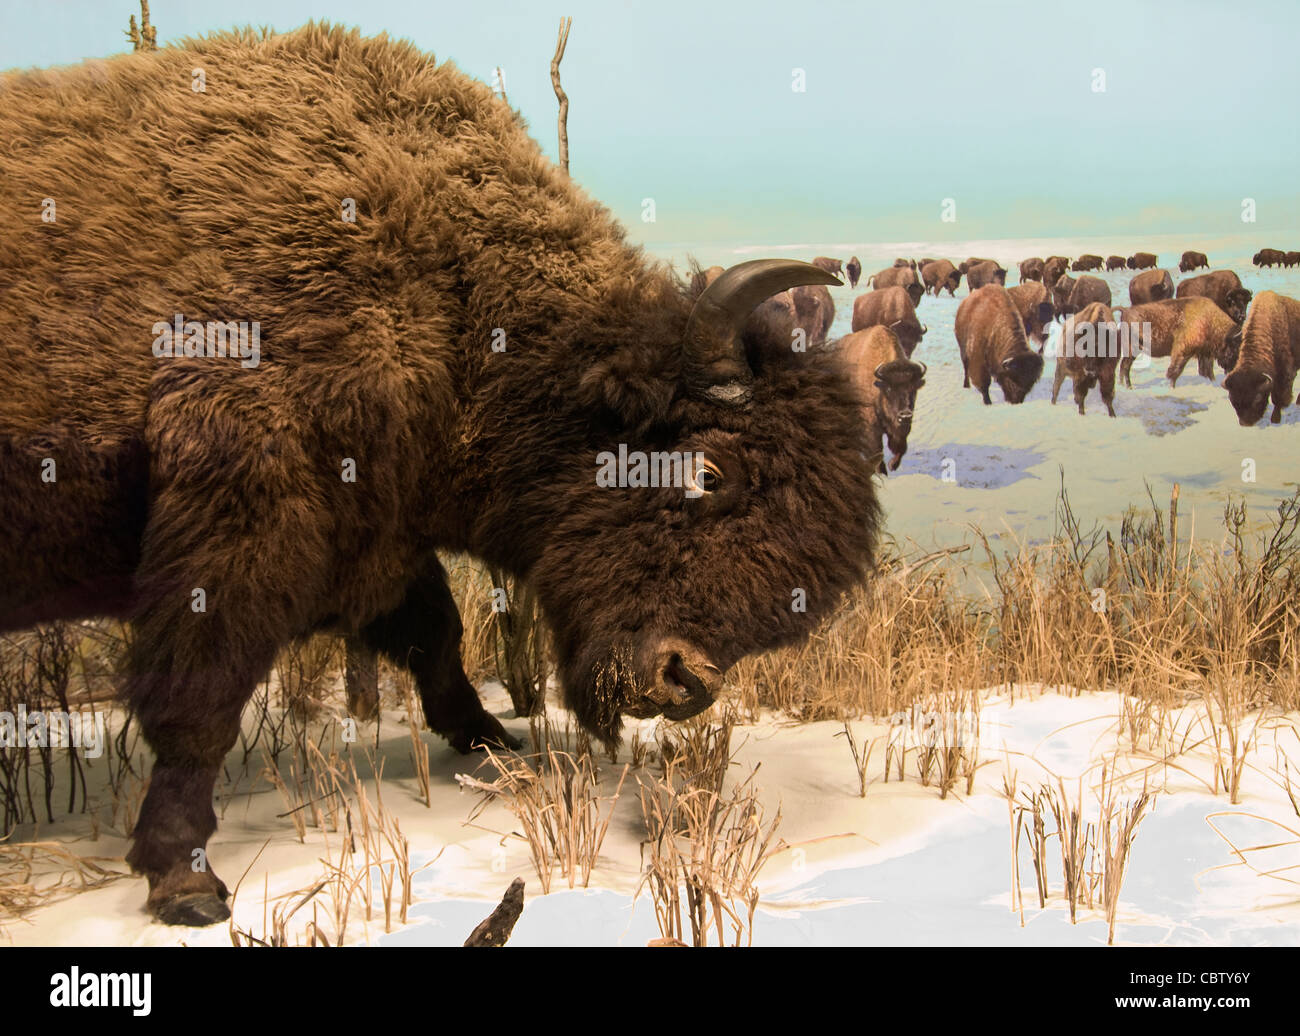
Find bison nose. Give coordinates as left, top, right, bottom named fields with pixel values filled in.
left=650, top=642, right=723, bottom=721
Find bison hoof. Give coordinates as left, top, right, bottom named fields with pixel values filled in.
left=155, top=892, right=231, bottom=927
left=449, top=713, right=522, bottom=755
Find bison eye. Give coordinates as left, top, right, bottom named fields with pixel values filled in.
left=693, top=463, right=722, bottom=494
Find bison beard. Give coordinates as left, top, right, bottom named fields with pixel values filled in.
left=0, top=26, right=881, bottom=925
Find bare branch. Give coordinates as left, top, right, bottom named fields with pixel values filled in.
left=550, top=17, right=572, bottom=173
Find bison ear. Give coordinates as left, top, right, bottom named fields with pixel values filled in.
left=575, top=346, right=676, bottom=427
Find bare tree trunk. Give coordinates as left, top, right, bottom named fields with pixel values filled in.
left=464, top=878, right=525, bottom=946
left=126, top=1, right=158, bottom=52
left=550, top=18, right=572, bottom=173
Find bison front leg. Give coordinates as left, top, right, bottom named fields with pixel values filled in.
left=361, top=565, right=520, bottom=754
left=1051, top=363, right=1066, bottom=404
left=1099, top=366, right=1117, bottom=417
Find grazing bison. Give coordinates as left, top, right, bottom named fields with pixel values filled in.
left=868, top=266, right=925, bottom=307
left=1114, top=298, right=1242, bottom=388
left=1051, top=302, right=1121, bottom=416
left=1018, top=257, right=1045, bottom=283
left=851, top=287, right=928, bottom=358
left=1043, top=256, right=1070, bottom=287
left=1128, top=268, right=1174, bottom=305
left=966, top=260, right=1007, bottom=291
left=1060, top=275, right=1112, bottom=317
left=1179, top=250, right=1209, bottom=272
left=954, top=286, right=1044, bottom=404
left=1007, top=283, right=1056, bottom=353
left=1223, top=291, right=1300, bottom=425
left=1252, top=248, right=1286, bottom=268
left=1071, top=254, right=1104, bottom=272
left=0, top=26, right=880, bottom=925
left=1286, top=251, right=1300, bottom=269
left=892, top=258, right=917, bottom=270
left=839, top=328, right=926, bottom=473
left=791, top=284, right=836, bottom=346
left=1051, top=273, right=1077, bottom=316
left=1126, top=252, right=1158, bottom=270
left=921, top=259, right=961, bottom=296
left=812, top=256, right=844, bottom=277
left=846, top=256, right=862, bottom=288
left=959, top=257, right=997, bottom=274
left=1105, top=255, right=1127, bottom=271
left=1176, top=270, right=1252, bottom=323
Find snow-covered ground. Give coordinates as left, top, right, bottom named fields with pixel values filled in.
left=6, top=680, right=1297, bottom=947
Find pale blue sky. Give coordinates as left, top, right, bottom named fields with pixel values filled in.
left=2, top=1, right=1296, bottom=246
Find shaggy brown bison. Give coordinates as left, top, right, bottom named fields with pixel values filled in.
left=839, top=328, right=926, bottom=474
left=868, top=266, right=925, bottom=306
left=846, top=256, right=862, bottom=288
left=1178, top=250, right=1209, bottom=272
left=812, top=256, right=844, bottom=277
left=1223, top=291, right=1300, bottom=425
left=1105, top=255, right=1127, bottom=271
left=921, top=259, right=961, bottom=296
left=1043, top=256, right=1071, bottom=287
left=1114, top=298, right=1242, bottom=388
left=1051, top=273, right=1077, bottom=315
left=892, top=258, right=917, bottom=270
left=1128, top=268, right=1174, bottom=305
left=0, top=26, right=880, bottom=925
left=954, top=286, right=1044, bottom=404
left=1018, top=257, right=1045, bottom=282
left=1176, top=270, right=1252, bottom=323
left=1051, top=302, right=1121, bottom=416
left=966, top=260, right=1007, bottom=291
left=1071, top=254, right=1104, bottom=272
left=1286, top=251, right=1300, bottom=269
left=1127, top=252, right=1158, bottom=270
left=1007, top=283, right=1056, bottom=352
left=791, top=284, right=836, bottom=345
left=1252, top=248, right=1285, bottom=268
left=1060, top=275, right=1112, bottom=317
left=851, top=287, right=928, bottom=357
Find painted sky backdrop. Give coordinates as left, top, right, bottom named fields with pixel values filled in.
left=2, top=0, right=1297, bottom=246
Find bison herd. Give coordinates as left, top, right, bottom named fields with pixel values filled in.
left=736, top=249, right=1300, bottom=469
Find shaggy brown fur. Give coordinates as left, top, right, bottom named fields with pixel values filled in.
left=1051, top=273, right=1076, bottom=315
left=1128, top=268, right=1174, bottom=305
left=838, top=328, right=925, bottom=474
left=1176, top=270, right=1252, bottom=323
left=1253, top=249, right=1285, bottom=268
left=867, top=266, right=924, bottom=306
left=1051, top=302, right=1120, bottom=416
left=954, top=286, right=1044, bottom=404
left=1043, top=256, right=1070, bottom=287
left=1126, top=252, right=1158, bottom=270
left=0, top=25, right=880, bottom=923
left=1223, top=291, right=1300, bottom=425
left=921, top=259, right=960, bottom=296
left=965, top=260, right=1007, bottom=292
left=1061, top=275, right=1111, bottom=317
left=1106, top=255, right=1126, bottom=271
left=1179, top=250, right=1209, bottom=272
left=850, top=287, right=927, bottom=357
left=1007, top=282, right=1055, bottom=351
left=1115, top=297, right=1241, bottom=388
left=1018, top=257, right=1044, bottom=282
left=791, top=284, right=835, bottom=345
left=1071, top=254, right=1104, bottom=272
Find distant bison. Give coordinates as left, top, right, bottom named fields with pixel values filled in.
left=1007, top=282, right=1055, bottom=352
left=1176, top=270, right=1252, bottom=323
left=1286, top=251, right=1300, bottom=269
left=1252, top=248, right=1285, bottom=268
left=892, top=258, right=917, bottom=270
left=959, top=257, right=997, bottom=274
left=954, top=286, right=1044, bottom=404
left=1115, top=297, right=1242, bottom=388
left=1051, top=273, right=1077, bottom=316
left=1223, top=291, right=1300, bottom=424
left=1071, top=254, right=1104, bottom=272
left=1178, top=250, right=1209, bottom=272
left=1127, top=252, right=1158, bottom=270
left=1051, top=302, right=1121, bottom=416
left=1019, top=257, right=1045, bottom=282
left=839, top=327, right=927, bottom=473
left=812, top=256, right=844, bottom=277
left=1061, top=275, right=1112, bottom=317
left=921, top=259, right=962, bottom=296
left=868, top=266, right=925, bottom=307
left=1105, top=255, right=1127, bottom=271
left=1043, top=256, right=1071, bottom=287
left=0, top=27, right=880, bottom=925
left=792, top=284, right=836, bottom=346
left=851, top=286, right=928, bottom=358
left=966, top=260, right=1007, bottom=291
left=1128, top=268, right=1174, bottom=305
left=846, top=256, right=862, bottom=288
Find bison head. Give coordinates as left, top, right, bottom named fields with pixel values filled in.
left=516, top=260, right=880, bottom=742
left=1225, top=288, right=1253, bottom=324
left=1224, top=369, right=1272, bottom=426
left=996, top=352, right=1044, bottom=404
left=873, top=357, right=926, bottom=471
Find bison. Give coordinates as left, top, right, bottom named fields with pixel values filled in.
left=1007, top=282, right=1055, bottom=352
left=838, top=328, right=926, bottom=474
left=1105, top=255, right=1127, bottom=271
left=1252, top=248, right=1286, bottom=268
left=954, top=286, right=1044, bottom=404
left=1286, top=251, right=1300, bottom=269
left=0, top=26, right=881, bottom=925
left=846, top=256, right=862, bottom=288
left=965, top=259, right=1007, bottom=291
left=1223, top=291, right=1300, bottom=425
left=1176, top=270, right=1252, bottom=323
left=1126, top=252, right=1158, bottom=270
left=1128, top=268, right=1174, bottom=305
left=1051, top=302, right=1121, bottom=416
left=1071, top=254, right=1104, bottom=272
left=1114, top=297, right=1242, bottom=388
left=921, top=259, right=961, bottom=296
left=792, top=284, right=836, bottom=346
left=1178, top=250, right=1209, bottom=272
left=851, top=286, right=928, bottom=358
left=1018, top=257, right=1045, bottom=283
left=812, top=256, right=844, bottom=277
left=1043, top=256, right=1071, bottom=287
left=892, top=258, right=917, bottom=270
left=1060, top=275, right=1112, bottom=317
left=868, top=266, right=925, bottom=307
left=1051, top=273, right=1077, bottom=316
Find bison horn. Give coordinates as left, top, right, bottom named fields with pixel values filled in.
left=920, top=324, right=929, bottom=335
left=684, top=259, right=841, bottom=404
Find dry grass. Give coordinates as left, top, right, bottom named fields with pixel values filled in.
left=0, top=840, right=126, bottom=931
